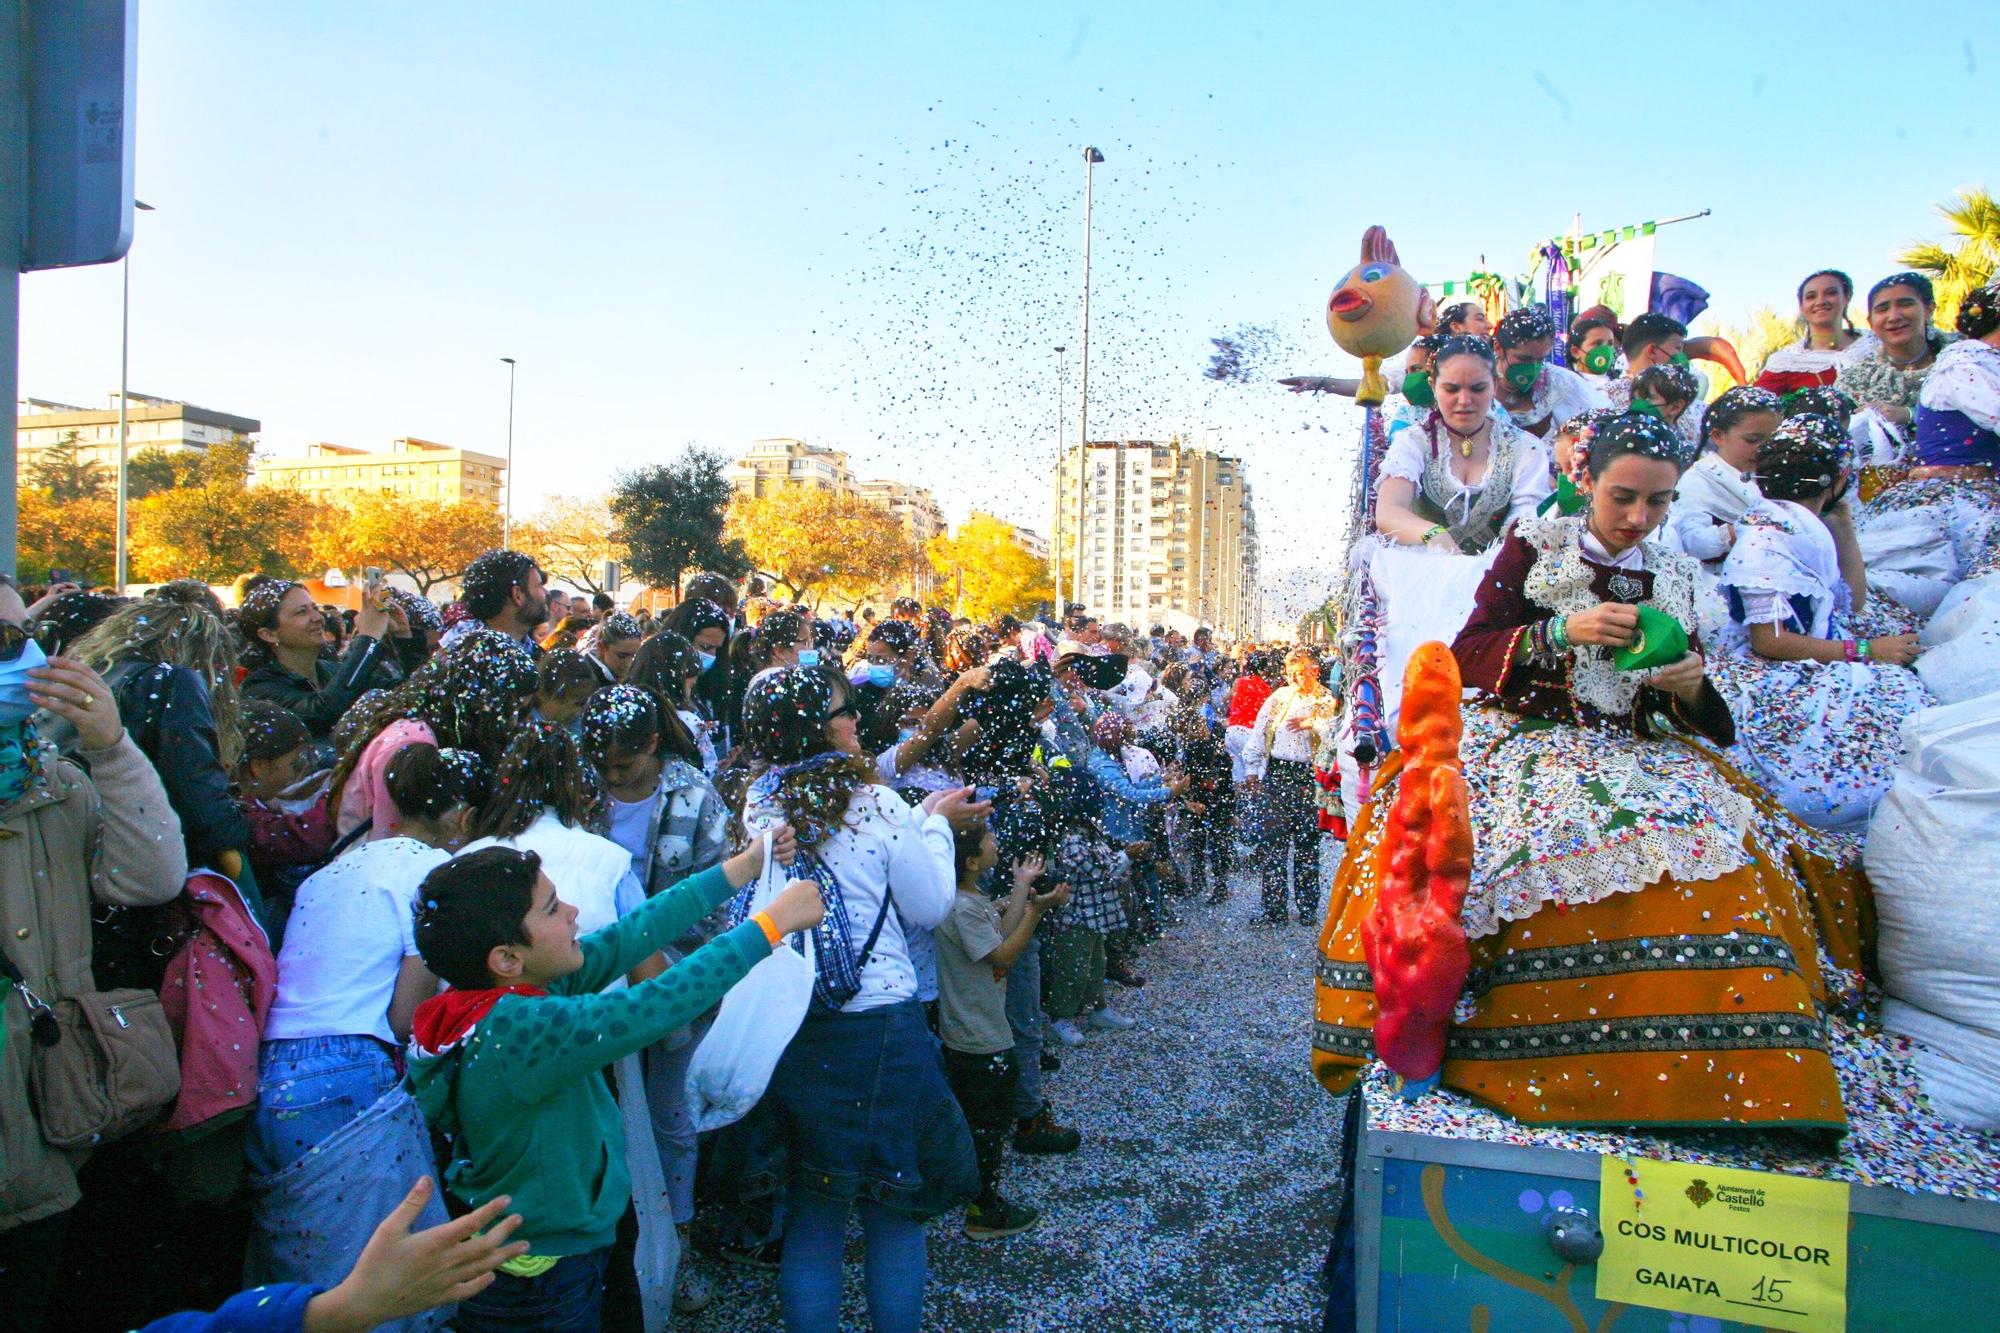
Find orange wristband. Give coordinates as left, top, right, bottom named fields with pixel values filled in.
left=750, top=911, right=782, bottom=948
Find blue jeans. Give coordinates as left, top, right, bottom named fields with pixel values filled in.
left=450, top=1246, right=610, bottom=1333
left=1004, top=935, right=1044, bottom=1119
left=246, top=1034, right=398, bottom=1177
left=779, top=1194, right=925, bottom=1333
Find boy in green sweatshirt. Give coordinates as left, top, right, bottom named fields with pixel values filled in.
left=405, top=829, right=822, bottom=1331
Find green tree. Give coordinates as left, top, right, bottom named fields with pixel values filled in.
left=128, top=441, right=326, bottom=583
left=125, top=446, right=193, bottom=500
left=1899, top=186, right=1999, bottom=329
left=925, top=512, right=1052, bottom=621
left=28, top=431, right=106, bottom=502
left=609, top=447, right=746, bottom=592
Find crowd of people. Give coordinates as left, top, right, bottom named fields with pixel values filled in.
left=0, top=549, right=1342, bottom=1333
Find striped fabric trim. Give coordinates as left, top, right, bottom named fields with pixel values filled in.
left=1313, top=1011, right=1827, bottom=1062
left=1466, top=933, right=1801, bottom=994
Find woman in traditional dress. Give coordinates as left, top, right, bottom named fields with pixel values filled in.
left=1313, top=411, right=1868, bottom=1131
left=1373, top=335, right=1554, bottom=555
left=1837, top=272, right=1958, bottom=471
left=1489, top=305, right=1607, bottom=439
left=1755, top=269, right=1876, bottom=397
left=1709, top=416, right=1928, bottom=830
left=1862, top=280, right=2000, bottom=583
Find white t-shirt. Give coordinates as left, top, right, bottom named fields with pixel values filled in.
left=606, top=792, right=655, bottom=870
left=265, top=836, right=447, bottom=1045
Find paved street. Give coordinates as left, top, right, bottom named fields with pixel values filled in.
left=690, top=863, right=1346, bottom=1332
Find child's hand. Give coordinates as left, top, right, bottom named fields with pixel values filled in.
left=1029, top=880, right=1071, bottom=914
left=767, top=823, right=797, bottom=865
left=1010, top=854, right=1045, bottom=893
left=723, top=824, right=796, bottom=889
left=767, top=878, right=827, bottom=937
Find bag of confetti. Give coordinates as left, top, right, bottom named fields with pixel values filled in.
left=685, top=831, right=816, bottom=1132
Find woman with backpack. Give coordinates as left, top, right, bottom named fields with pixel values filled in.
left=734, top=667, right=987, bottom=1333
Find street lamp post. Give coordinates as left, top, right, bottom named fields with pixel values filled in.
left=114, top=199, right=155, bottom=593
left=1052, top=344, right=1067, bottom=616
left=1072, top=146, right=1103, bottom=612
left=499, top=356, right=517, bottom=547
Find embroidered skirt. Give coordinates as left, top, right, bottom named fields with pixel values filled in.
left=1312, top=709, right=1870, bottom=1131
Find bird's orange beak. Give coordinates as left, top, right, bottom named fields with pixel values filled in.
left=1330, top=287, right=1372, bottom=322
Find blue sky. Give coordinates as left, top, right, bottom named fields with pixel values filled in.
left=19, top=2, right=1991, bottom=619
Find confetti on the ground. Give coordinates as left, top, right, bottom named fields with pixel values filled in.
left=685, top=860, right=1346, bottom=1331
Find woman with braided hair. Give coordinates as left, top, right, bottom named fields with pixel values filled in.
left=1315, top=411, right=1871, bottom=1132
left=1489, top=304, right=1608, bottom=439
left=1857, top=279, right=2000, bottom=588
left=1373, top=335, right=1554, bottom=556
left=1708, top=414, right=1930, bottom=829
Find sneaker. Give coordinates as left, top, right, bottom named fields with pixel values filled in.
left=1085, top=1006, right=1136, bottom=1032
left=1040, top=1050, right=1061, bottom=1073
left=714, top=1236, right=783, bottom=1270
left=673, top=1269, right=714, bottom=1314
left=1012, top=1109, right=1083, bottom=1154
left=1105, top=960, right=1147, bottom=988
left=964, top=1195, right=1042, bottom=1240
left=1049, top=1018, right=1086, bottom=1047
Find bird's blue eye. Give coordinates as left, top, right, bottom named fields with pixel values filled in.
left=1360, top=263, right=1391, bottom=281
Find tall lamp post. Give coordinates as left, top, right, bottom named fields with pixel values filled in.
left=499, top=356, right=517, bottom=547
left=1071, top=146, right=1103, bottom=611
left=114, top=199, right=155, bottom=593
left=1051, top=344, right=1067, bottom=615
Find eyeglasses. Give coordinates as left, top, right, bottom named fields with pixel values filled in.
left=829, top=704, right=861, bottom=721
left=0, top=622, right=29, bottom=664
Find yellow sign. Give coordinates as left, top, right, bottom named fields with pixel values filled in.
left=1595, top=1155, right=1848, bottom=1330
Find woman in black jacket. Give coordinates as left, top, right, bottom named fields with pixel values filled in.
left=238, top=580, right=406, bottom=736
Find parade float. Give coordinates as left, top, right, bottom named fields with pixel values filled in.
left=1305, top=228, right=2000, bottom=1333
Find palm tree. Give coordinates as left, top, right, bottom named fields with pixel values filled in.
left=1898, top=186, right=1999, bottom=329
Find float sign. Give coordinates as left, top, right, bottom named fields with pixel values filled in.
left=1595, top=1155, right=1847, bottom=1330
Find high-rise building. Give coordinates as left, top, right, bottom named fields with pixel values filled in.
left=256, top=437, right=505, bottom=508
left=16, top=392, right=260, bottom=471
left=1010, top=525, right=1049, bottom=562
left=856, top=477, right=946, bottom=600
left=1052, top=437, right=1261, bottom=640
left=725, top=437, right=856, bottom=498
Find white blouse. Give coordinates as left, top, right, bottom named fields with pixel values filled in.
left=1719, top=500, right=1843, bottom=641
left=1919, top=338, right=2000, bottom=433
left=745, top=783, right=955, bottom=1012
left=1380, top=420, right=1554, bottom=534
left=1670, top=453, right=1764, bottom=565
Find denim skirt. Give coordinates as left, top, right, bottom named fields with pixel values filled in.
left=760, top=998, right=977, bottom=1220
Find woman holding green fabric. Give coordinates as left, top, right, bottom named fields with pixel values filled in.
left=1313, top=410, right=1870, bottom=1131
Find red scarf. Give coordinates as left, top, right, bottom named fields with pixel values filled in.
left=411, top=984, right=547, bottom=1057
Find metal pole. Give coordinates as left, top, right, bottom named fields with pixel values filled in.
left=1052, top=344, right=1066, bottom=616
left=1072, top=146, right=1101, bottom=611
left=0, top=16, right=20, bottom=580
left=113, top=200, right=149, bottom=593
left=115, top=254, right=129, bottom=590
left=500, top=356, right=516, bottom=547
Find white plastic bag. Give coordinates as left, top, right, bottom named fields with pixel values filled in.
left=684, top=832, right=816, bottom=1132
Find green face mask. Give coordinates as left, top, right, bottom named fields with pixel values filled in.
left=1582, top=343, right=1618, bottom=376
left=1401, top=369, right=1435, bottom=408
left=1505, top=361, right=1542, bottom=394
left=1670, top=351, right=1691, bottom=366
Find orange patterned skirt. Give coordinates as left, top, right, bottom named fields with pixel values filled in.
left=1312, top=724, right=1870, bottom=1132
